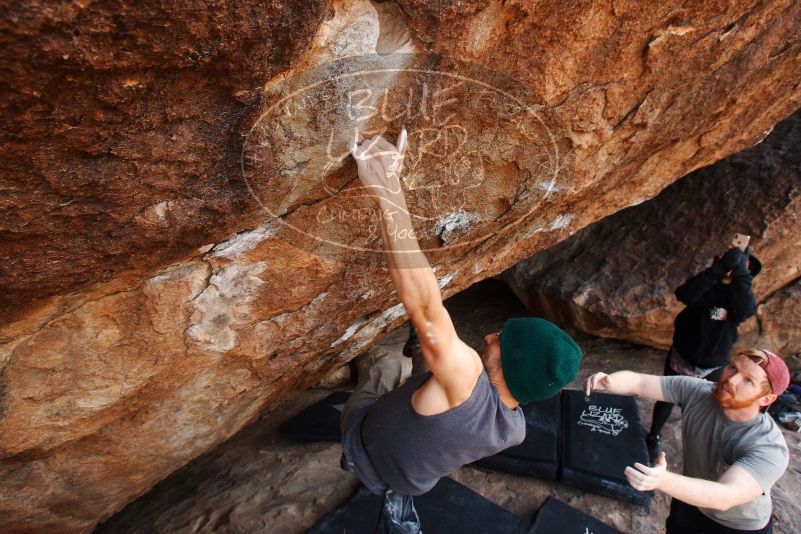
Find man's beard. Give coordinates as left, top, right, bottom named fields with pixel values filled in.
left=714, top=381, right=764, bottom=409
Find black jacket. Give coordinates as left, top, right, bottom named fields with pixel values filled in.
left=672, top=260, right=759, bottom=368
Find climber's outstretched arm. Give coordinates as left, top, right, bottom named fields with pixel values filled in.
left=352, top=132, right=481, bottom=397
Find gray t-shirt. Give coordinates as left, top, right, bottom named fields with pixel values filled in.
left=660, top=376, right=789, bottom=530
left=348, top=370, right=525, bottom=496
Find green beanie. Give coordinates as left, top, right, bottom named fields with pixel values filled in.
left=500, top=317, right=583, bottom=403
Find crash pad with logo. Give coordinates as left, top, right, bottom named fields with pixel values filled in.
left=559, top=389, right=654, bottom=506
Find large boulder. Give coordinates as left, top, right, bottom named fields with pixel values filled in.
left=2, top=0, right=801, bottom=531
left=739, top=279, right=801, bottom=357
left=503, top=110, right=801, bottom=350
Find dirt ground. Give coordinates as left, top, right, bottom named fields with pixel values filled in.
left=96, top=281, right=801, bottom=534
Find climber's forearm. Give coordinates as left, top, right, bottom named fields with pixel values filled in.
left=376, top=194, right=441, bottom=318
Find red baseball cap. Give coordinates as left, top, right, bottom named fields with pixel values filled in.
left=761, top=349, right=790, bottom=397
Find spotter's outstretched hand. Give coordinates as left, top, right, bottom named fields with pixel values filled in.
left=625, top=451, right=667, bottom=491
left=584, top=372, right=612, bottom=396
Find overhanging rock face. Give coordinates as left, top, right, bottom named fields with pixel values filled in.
left=503, top=110, right=801, bottom=350
left=0, top=0, right=333, bottom=325
left=2, top=0, right=801, bottom=531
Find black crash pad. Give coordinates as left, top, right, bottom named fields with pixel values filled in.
left=278, top=391, right=350, bottom=443
left=528, top=496, right=623, bottom=534
left=560, top=389, right=654, bottom=506
left=309, top=477, right=531, bottom=534
left=473, top=394, right=560, bottom=480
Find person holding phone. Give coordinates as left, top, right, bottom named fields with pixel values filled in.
left=646, top=238, right=762, bottom=460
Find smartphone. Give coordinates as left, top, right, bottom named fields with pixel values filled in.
left=732, top=233, right=750, bottom=251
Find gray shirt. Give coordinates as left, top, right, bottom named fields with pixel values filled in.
left=660, top=376, right=789, bottom=530
left=352, top=370, right=525, bottom=495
